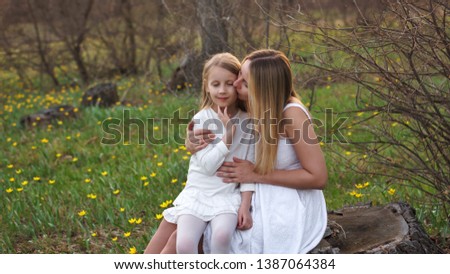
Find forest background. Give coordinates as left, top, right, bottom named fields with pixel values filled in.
left=0, top=0, right=448, bottom=253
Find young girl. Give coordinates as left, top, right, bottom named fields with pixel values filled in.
left=162, top=53, right=254, bottom=254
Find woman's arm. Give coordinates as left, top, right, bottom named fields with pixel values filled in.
left=217, top=107, right=327, bottom=190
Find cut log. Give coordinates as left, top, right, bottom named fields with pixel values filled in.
left=310, top=202, right=444, bottom=254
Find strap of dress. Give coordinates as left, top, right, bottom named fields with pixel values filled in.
left=283, top=102, right=312, bottom=121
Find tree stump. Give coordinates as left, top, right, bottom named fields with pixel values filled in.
left=19, top=105, right=78, bottom=128
left=81, top=83, right=119, bottom=107
left=310, top=202, right=444, bottom=254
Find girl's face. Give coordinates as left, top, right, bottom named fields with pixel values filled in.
left=233, top=60, right=250, bottom=101
left=207, top=66, right=238, bottom=109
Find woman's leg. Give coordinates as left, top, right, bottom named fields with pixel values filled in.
left=209, top=213, right=238, bottom=254
left=144, top=219, right=177, bottom=254
left=176, top=215, right=207, bottom=254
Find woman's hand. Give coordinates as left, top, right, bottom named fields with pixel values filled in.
left=185, top=121, right=215, bottom=154
left=217, top=157, right=257, bottom=183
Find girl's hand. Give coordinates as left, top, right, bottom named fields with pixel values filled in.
left=217, top=157, right=257, bottom=183
left=237, top=206, right=253, bottom=230
left=185, top=121, right=215, bottom=154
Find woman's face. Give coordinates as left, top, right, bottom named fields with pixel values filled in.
left=234, top=60, right=250, bottom=101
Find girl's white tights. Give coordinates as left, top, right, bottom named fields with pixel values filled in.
left=176, top=214, right=237, bottom=254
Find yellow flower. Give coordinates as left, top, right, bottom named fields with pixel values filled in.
left=7, top=164, right=14, bottom=169
left=179, top=145, right=187, bottom=150
left=41, top=138, right=49, bottom=143
left=91, top=232, right=97, bottom=237
left=357, top=112, right=364, bottom=117
left=112, top=237, right=118, bottom=242
left=129, top=247, right=137, bottom=254
left=355, top=193, right=364, bottom=198
left=157, top=162, right=163, bottom=167
left=66, top=136, right=71, bottom=140
left=84, top=178, right=91, bottom=183
left=120, top=207, right=125, bottom=212
left=48, top=180, right=56, bottom=185
left=78, top=210, right=87, bottom=217
left=31, top=146, right=37, bottom=150
left=388, top=188, right=396, bottom=195
left=150, top=172, right=156, bottom=177
left=123, top=232, right=131, bottom=237
left=101, top=171, right=108, bottom=176
left=364, top=182, right=370, bottom=187
left=155, top=214, right=163, bottom=220
left=16, top=187, right=23, bottom=192
left=128, top=218, right=137, bottom=224
left=171, top=179, right=178, bottom=184
left=140, top=176, right=148, bottom=181
left=56, top=153, right=62, bottom=158
left=21, top=180, right=28, bottom=186
left=182, top=156, right=189, bottom=160
left=136, top=218, right=142, bottom=224
left=349, top=190, right=357, bottom=196
left=159, top=200, right=173, bottom=208
left=6, top=188, right=13, bottom=193
left=345, top=151, right=351, bottom=156
left=9, top=177, right=15, bottom=182
left=143, top=181, right=149, bottom=187
left=33, top=176, right=41, bottom=181
left=72, top=157, right=78, bottom=162
left=153, top=126, right=159, bottom=131
left=87, top=193, right=97, bottom=199
left=113, top=189, right=120, bottom=195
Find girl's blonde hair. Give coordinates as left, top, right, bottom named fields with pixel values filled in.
left=245, top=49, right=299, bottom=175
left=199, top=53, right=244, bottom=110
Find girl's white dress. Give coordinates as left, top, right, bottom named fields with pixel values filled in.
left=204, top=102, right=327, bottom=253
left=163, top=108, right=254, bottom=223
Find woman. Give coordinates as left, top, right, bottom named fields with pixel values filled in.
left=145, top=49, right=327, bottom=254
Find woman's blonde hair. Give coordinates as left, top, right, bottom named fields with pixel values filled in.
left=245, top=49, right=299, bottom=174
left=199, top=53, right=244, bottom=110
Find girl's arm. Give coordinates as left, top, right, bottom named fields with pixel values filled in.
left=192, top=109, right=236, bottom=176
left=217, top=107, right=327, bottom=190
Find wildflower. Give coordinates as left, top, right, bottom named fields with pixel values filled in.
left=48, top=180, right=56, bottom=185
left=155, top=214, right=163, bottom=220
left=87, top=193, right=97, bottom=199
left=357, top=112, right=364, bottom=117
left=66, top=136, right=71, bottom=140
left=171, top=179, right=178, bottom=184
left=31, top=146, right=37, bottom=150
left=7, top=164, right=14, bottom=169
left=113, top=189, right=120, bottom=195
left=33, top=176, right=41, bottom=181
left=57, top=121, right=63, bottom=125
left=179, top=145, right=187, bottom=150
left=364, top=182, right=370, bottom=187
left=9, top=178, right=15, bottom=182
left=21, top=180, right=28, bottom=186
left=41, top=138, right=49, bottom=144
left=153, top=126, right=159, bottom=131
left=78, top=210, right=87, bottom=217
left=391, top=122, right=398, bottom=127
left=128, top=218, right=137, bottom=224
left=136, top=218, right=142, bottom=224
left=150, top=172, right=156, bottom=177
left=157, top=162, right=163, bottom=167
left=124, top=232, right=131, bottom=237
left=84, top=178, right=91, bottom=183
left=160, top=200, right=173, bottom=208
left=91, top=232, right=97, bottom=237
left=129, top=247, right=137, bottom=254
left=120, top=208, right=125, bottom=212
left=345, top=151, right=351, bottom=156
left=140, top=176, right=148, bottom=181
left=72, top=157, right=78, bottom=162
left=12, top=142, right=17, bottom=147
left=6, top=188, right=13, bottom=193
left=16, top=187, right=23, bottom=192
left=173, top=148, right=179, bottom=153
left=355, top=193, right=364, bottom=198
left=101, top=171, right=108, bottom=176
left=56, top=153, right=62, bottom=158
left=112, top=237, right=118, bottom=242
left=349, top=190, right=357, bottom=196
left=388, top=188, right=396, bottom=195
left=182, top=156, right=189, bottom=160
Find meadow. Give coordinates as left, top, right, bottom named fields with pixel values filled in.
left=0, top=67, right=446, bottom=253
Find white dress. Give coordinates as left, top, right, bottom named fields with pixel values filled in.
left=204, top=102, right=327, bottom=253
left=163, top=108, right=255, bottom=223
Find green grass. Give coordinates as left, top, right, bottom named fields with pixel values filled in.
left=0, top=74, right=447, bottom=253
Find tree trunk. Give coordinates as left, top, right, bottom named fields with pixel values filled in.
left=310, top=202, right=444, bottom=254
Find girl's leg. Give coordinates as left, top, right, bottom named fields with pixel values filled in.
left=209, top=213, right=238, bottom=254
left=176, top=215, right=207, bottom=254
left=144, top=219, right=177, bottom=254
left=161, top=230, right=177, bottom=254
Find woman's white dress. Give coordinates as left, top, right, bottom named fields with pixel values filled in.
left=204, top=102, right=327, bottom=253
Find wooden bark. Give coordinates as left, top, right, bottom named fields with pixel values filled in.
left=310, top=202, right=444, bottom=254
